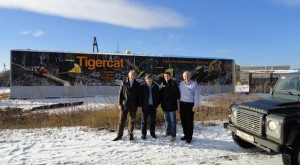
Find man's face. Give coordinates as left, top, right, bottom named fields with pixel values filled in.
left=145, top=78, right=153, bottom=86
left=183, top=73, right=190, bottom=82
left=128, top=72, right=136, bottom=81
left=164, top=74, right=171, bottom=82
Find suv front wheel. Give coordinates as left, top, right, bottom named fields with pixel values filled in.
left=282, top=140, right=300, bottom=165
left=232, top=132, right=256, bottom=148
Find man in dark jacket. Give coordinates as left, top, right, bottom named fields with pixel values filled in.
left=140, top=74, right=160, bottom=139
left=113, top=70, right=141, bottom=141
left=160, top=72, right=180, bottom=141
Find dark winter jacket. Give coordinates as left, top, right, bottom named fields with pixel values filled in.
left=118, top=79, right=141, bottom=111
left=160, top=79, right=180, bottom=112
left=141, top=83, right=160, bottom=111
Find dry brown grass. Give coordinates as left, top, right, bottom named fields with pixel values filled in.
left=0, top=93, right=263, bottom=129
left=0, top=106, right=118, bottom=129
left=0, top=93, right=10, bottom=100
left=196, top=93, right=262, bottom=121
left=0, top=105, right=167, bottom=130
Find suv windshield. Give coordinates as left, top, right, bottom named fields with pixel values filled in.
left=274, top=75, right=300, bottom=94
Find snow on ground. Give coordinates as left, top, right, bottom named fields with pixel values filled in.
left=0, top=88, right=118, bottom=111
left=0, top=87, right=10, bottom=94
left=0, top=88, right=282, bottom=164
left=0, top=92, right=117, bottom=112
left=0, top=121, right=282, bottom=165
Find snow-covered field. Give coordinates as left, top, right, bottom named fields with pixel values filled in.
left=0, top=88, right=283, bottom=164
left=0, top=122, right=282, bottom=165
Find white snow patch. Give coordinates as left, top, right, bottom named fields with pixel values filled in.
left=0, top=87, right=10, bottom=94
left=0, top=121, right=282, bottom=164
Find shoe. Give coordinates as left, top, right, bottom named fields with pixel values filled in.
left=151, top=134, right=157, bottom=139
left=162, top=133, right=169, bottom=137
left=169, top=136, right=175, bottom=142
left=185, top=139, right=191, bottom=144
left=112, top=136, right=122, bottom=141
left=141, top=135, right=146, bottom=140
left=129, top=135, right=134, bottom=141
left=180, top=136, right=187, bottom=140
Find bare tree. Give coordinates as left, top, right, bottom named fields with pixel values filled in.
left=0, top=69, right=10, bottom=87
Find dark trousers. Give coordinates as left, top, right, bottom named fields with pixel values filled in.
left=180, top=101, right=195, bottom=140
left=141, top=105, right=156, bottom=136
left=117, top=110, right=136, bottom=137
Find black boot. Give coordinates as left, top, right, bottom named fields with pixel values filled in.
left=113, top=136, right=122, bottom=141
left=129, top=134, right=134, bottom=141
left=151, top=134, right=157, bottom=139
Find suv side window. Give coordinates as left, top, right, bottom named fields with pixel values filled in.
left=289, top=78, right=298, bottom=90
left=276, top=77, right=300, bottom=91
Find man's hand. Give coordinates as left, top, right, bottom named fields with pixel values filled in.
left=192, top=107, right=198, bottom=112
left=118, top=105, right=122, bottom=111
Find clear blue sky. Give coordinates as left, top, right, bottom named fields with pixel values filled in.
left=1, top=0, right=300, bottom=71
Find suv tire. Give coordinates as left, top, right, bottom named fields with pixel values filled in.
left=232, top=132, right=256, bottom=148
left=282, top=140, right=300, bottom=165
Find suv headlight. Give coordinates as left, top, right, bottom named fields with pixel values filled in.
left=229, top=105, right=238, bottom=124
left=232, top=110, right=237, bottom=118
left=266, top=115, right=284, bottom=140
left=268, top=121, right=278, bottom=131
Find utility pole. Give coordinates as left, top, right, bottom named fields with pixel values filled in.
left=117, top=43, right=119, bottom=53
left=93, top=37, right=99, bottom=52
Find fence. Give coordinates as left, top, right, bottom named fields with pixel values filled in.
left=240, top=72, right=279, bottom=93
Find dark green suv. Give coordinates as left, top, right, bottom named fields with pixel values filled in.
left=224, top=73, right=300, bottom=165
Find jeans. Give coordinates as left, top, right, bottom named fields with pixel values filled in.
left=164, top=111, right=176, bottom=137
left=141, top=105, right=157, bottom=136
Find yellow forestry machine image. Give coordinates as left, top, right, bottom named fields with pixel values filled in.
left=56, top=59, right=83, bottom=85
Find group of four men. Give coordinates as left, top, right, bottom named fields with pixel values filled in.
left=113, top=70, right=200, bottom=144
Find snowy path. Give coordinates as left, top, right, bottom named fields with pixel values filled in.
left=0, top=121, right=282, bottom=165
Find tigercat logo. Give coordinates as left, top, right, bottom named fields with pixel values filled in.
left=76, top=56, right=124, bottom=70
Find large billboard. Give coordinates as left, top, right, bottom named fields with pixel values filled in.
left=11, top=50, right=234, bottom=88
